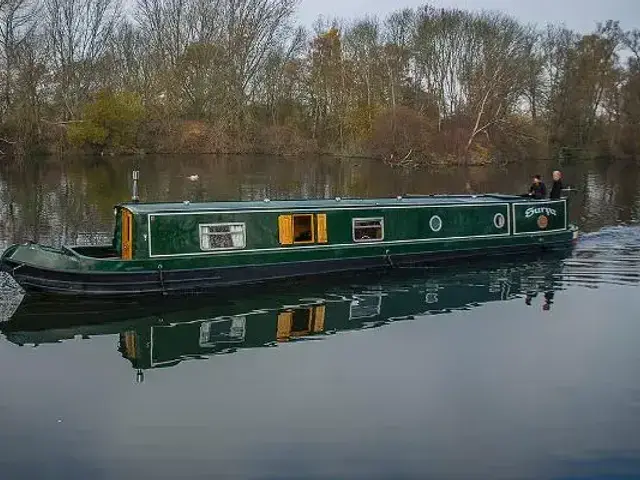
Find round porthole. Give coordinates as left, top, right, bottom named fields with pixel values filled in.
left=494, top=213, right=506, bottom=229
left=429, top=215, right=442, bottom=232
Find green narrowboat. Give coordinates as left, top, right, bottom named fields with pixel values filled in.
left=0, top=194, right=579, bottom=297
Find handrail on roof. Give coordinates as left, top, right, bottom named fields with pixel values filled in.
left=404, top=193, right=519, bottom=199
left=116, top=193, right=530, bottom=213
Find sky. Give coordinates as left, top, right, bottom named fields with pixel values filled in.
left=296, top=0, right=640, bottom=33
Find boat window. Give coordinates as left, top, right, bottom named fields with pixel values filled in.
left=279, top=214, right=324, bottom=245
left=199, top=223, right=246, bottom=250
left=352, top=218, right=384, bottom=242
left=293, top=214, right=314, bottom=243
left=429, top=215, right=442, bottom=232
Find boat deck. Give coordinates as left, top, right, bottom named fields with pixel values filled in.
left=120, top=194, right=527, bottom=214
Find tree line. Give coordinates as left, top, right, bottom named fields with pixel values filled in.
left=1, top=0, right=640, bottom=163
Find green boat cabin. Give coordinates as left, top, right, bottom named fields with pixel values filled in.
left=103, top=195, right=569, bottom=261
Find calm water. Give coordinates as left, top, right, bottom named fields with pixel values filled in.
left=0, top=155, right=640, bottom=479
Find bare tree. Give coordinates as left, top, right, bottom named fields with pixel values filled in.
left=136, top=0, right=193, bottom=68
left=0, top=0, right=38, bottom=119
left=257, top=26, right=306, bottom=125
left=382, top=8, right=413, bottom=112
left=463, top=13, right=535, bottom=152
left=136, top=0, right=296, bottom=128
left=44, top=0, right=122, bottom=118
left=1, top=1, right=638, bottom=161
left=413, top=7, right=480, bottom=120
left=221, top=0, right=298, bottom=126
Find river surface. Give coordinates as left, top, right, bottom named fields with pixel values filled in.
left=0, top=155, right=639, bottom=479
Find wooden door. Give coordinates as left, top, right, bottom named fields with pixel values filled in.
left=121, top=208, right=133, bottom=260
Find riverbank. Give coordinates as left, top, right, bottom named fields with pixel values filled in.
left=0, top=117, right=610, bottom=168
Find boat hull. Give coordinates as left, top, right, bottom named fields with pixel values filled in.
left=1, top=229, right=577, bottom=297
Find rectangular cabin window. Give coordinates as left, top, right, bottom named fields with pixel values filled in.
left=199, top=223, right=246, bottom=251
left=293, top=214, right=314, bottom=243
left=352, top=218, right=384, bottom=242
left=278, top=214, right=316, bottom=245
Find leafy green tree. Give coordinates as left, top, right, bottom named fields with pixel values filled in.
left=67, top=90, right=145, bottom=151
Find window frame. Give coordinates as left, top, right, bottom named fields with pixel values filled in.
left=198, top=222, right=247, bottom=251
left=292, top=214, right=315, bottom=244
left=352, top=217, right=385, bottom=243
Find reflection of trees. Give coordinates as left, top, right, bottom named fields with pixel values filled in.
left=583, top=172, right=617, bottom=229
left=0, top=158, right=123, bottom=248
left=0, top=177, right=13, bottom=245
left=5, top=163, right=46, bottom=245
left=0, top=155, right=639, bottom=249
left=615, top=163, right=640, bottom=224
left=580, top=161, right=640, bottom=229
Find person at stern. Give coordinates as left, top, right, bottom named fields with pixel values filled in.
left=549, top=170, right=563, bottom=199
left=528, top=175, right=547, bottom=199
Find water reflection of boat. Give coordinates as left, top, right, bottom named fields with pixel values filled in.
left=1, top=254, right=565, bottom=379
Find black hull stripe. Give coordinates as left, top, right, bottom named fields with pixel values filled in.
left=4, top=241, right=573, bottom=297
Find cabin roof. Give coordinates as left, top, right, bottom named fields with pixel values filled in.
left=118, top=194, right=525, bottom=214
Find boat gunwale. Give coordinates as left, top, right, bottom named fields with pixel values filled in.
left=2, top=226, right=577, bottom=276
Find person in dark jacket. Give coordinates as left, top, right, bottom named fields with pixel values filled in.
left=549, top=170, right=563, bottom=199
left=528, top=174, right=546, bottom=199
